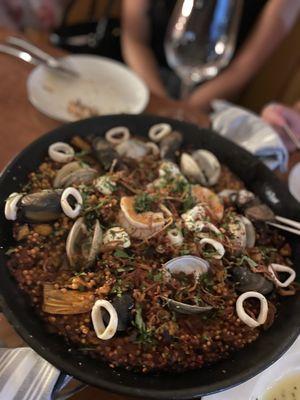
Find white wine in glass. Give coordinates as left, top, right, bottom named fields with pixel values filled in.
left=165, top=0, right=243, bottom=97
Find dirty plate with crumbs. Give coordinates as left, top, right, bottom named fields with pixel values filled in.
left=27, top=54, right=149, bottom=122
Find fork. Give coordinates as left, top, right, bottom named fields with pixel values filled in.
left=267, top=215, right=300, bottom=236
left=0, top=36, right=79, bottom=78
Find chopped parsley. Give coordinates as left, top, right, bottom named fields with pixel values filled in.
left=134, top=193, right=156, bottom=213
left=113, top=249, right=134, bottom=259
left=182, top=193, right=196, bottom=212
left=134, top=304, right=154, bottom=344
left=236, top=255, right=258, bottom=268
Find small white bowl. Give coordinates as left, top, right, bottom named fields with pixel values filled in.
left=250, top=350, right=300, bottom=399
left=27, top=54, right=149, bottom=122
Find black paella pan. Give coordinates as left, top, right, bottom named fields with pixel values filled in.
left=0, top=114, right=299, bottom=399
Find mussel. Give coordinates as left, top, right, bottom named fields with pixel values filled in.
left=91, top=137, right=120, bottom=171
left=103, top=294, right=134, bottom=331
left=159, top=131, right=183, bottom=160
left=245, top=204, right=275, bottom=222
left=66, top=217, right=103, bottom=268
left=180, top=150, right=221, bottom=186
left=162, top=256, right=213, bottom=314
left=17, top=190, right=63, bottom=222
left=231, top=266, right=274, bottom=295
left=54, top=161, right=97, bottom=188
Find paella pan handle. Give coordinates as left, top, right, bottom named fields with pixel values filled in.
left=51, top=372, right=87, bottom=400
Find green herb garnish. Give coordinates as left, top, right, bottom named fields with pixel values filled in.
left=182, top=193, right=196, bottom=212
left=237, top=255, right=258, bottom=268
left=113, top=249, right=134, bottom=259
left=134, top=193, right=156, bottom=213
left=134, top=304, right=155, bottom=344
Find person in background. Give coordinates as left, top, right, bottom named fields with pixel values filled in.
left=121, top=0, right=300, bottom=120
left=0, top=0, right=67, bottom=31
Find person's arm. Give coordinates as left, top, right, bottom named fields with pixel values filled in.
left=121, top=0, right=168, bottom=98
left=187, top=0, right=300, bottom=111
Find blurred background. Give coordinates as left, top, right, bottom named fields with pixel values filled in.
left=0, top=0, right=299, bottom=113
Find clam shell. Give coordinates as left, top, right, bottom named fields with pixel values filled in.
left=161, top=297, right=213, bottom=314
left=66, top=217, right=103, bottom=268
left=54, top=162, right=97, bottom=188
left=192, top=150, right=221, bottom=186
left=180, top=153, right=206, bottom=184
left=163, top=255, right=209, bottom=280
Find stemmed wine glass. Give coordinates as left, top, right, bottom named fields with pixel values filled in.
left=165, top=0, right=244, bottom=98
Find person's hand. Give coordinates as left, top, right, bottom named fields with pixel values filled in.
left=261, top=103, right=300, bottom=152
left=147, top=94, right=210, bottom=127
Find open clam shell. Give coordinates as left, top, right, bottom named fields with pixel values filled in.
left=54, top=161, right=97, bottom=188
left=226, top=215, right=256, bottom=251
left=162, top=256, right=213, bottom=314
left=192, top=150, right=221, bottom=186
left=163, top=255, right=209, bottom=280
left=180, top=150, right=221, bottom=186
left=66, top=217, right=103, bottom=268
left=161, top=297, right=213, bottom=315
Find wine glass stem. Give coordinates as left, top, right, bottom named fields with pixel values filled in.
left=180, top=79, right=194, bottom=99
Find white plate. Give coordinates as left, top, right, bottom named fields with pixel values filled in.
left=203, top=336, right=300, bottom=400
left=27, top=54, right=149, bottom=122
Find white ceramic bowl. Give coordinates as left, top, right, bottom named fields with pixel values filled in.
left=27, top=54, right=149, bottom=122
left=250, top=350, right=300, bottom=399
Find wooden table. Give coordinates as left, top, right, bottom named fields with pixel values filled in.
left=0, top=27, right=299, bottom=400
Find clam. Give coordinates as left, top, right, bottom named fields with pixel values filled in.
left=91, top=137, right=120, bottom=171
left=16, top=190, right=63, bottom=222
left=192, top=150, right=221, bottom=186
left=226, top=214, right=256, bottom=250
left=180, top=150, right=221, bottom=186
left=162, top=297, right=213, bottom=315
left=231, top=266, right=274, bottom=295
left=54, top=161, right=97, bottom=188
left=66, top=217, right=103, bottom=268
left=162, top=256, right=213, bottom=314
left=116, top=139, right=149, bottom=159
left=159, top=131, right=183, bottom=160
left=103, top=294, right=134, bottom=331
left=164, top=255, right=209, bottom=279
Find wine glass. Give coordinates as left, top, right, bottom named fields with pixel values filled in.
left=165, top=0, right=243, bottom=98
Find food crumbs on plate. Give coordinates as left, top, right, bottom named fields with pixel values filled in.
left=262, top=374, right=300, bottom=400
left=67, top=99, right=99, bottom=119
